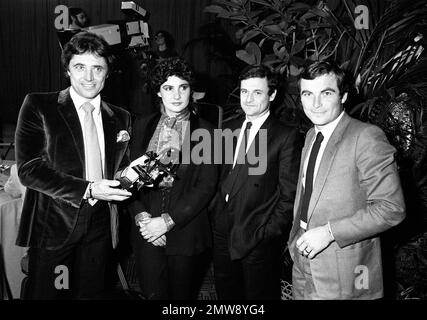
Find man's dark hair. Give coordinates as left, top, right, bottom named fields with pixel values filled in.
left=150, top=57, right=194, bottom=93
left=61, top=32, right=115, bottom=76
left=298, top=60, right=350, bottom=96
left=238, top=65, right=279, bottom=95
left=69, top=7, right=84, bottom=20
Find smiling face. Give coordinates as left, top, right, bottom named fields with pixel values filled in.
left=157, top=75, right=191, bottom=117
left=300, top=73, right=348, bottom=129
left=240, top=77, right=276, bottom=121
left=67, top=52, right=108, bottom=100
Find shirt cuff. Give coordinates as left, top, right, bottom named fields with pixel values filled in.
left=161, top=213, right=176, bottom=231
left=327, top=221, right=335, bottom=241
left=83, top=183, right=91, bottom=200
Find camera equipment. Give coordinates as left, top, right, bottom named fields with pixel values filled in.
left=117, top=150, right=179, bottom=191
left=57, top=1, right=150, bottom=51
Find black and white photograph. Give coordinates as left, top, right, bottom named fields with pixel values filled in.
left=0, top=0, right=426, bottom=313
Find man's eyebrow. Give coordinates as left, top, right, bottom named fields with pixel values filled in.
left=321, top=87, right=337, bottom=92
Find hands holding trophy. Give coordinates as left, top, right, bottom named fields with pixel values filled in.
left=118, top=149, right=179, bottom=191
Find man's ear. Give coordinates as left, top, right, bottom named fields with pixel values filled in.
left=341, top=92, right=348, bottom=104
left=269, top=89, right=277, bottom=102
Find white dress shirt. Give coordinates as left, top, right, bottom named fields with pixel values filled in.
left=232, top=111, right=270, bottom=168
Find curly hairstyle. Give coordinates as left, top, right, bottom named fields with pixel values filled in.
left=149, top=57, right=194, bottom=94
left=61, top=31, right=115, bottom=77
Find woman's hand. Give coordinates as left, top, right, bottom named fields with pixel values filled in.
left=139, top=217, right=168, bottom=242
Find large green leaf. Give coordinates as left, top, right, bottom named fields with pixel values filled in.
left=273, top=41, right=288, bottom=59
left=236, top=41, right=262, bottom=65
left=241, top=29, right=262, bottom=43
left=264, top=24, right=282, bottom=34
left=204, top=5, right=228, bottom=14
left=214, top=0, right=243, bottom=9
left=249, top=0, right=272, bottom=7
left=259, top=13, right=282, bottom=25
left=236, top=49, right=256, bottom=65
left=291, top=39, right=305, bottom=55
left=246, top=41, right=262, bottom=64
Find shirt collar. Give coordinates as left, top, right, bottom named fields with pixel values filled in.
left=315, top=111, right=344, bottom=141
left=244, top=110, right=270, bottom=129
left=70, top=86, right=101, bottom=115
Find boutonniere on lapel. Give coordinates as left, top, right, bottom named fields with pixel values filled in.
left=116, top=130, right=130, bottom=143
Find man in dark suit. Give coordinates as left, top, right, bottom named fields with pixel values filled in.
left=288, top=61, right=405, bottom=299
left=15, top=32, right=132, bottom=299
left=211, top=65, right=303, bottom=300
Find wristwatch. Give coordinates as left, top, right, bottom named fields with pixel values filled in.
left=161, top=213, right=175, bottom=231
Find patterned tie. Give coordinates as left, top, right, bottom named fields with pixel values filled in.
left=300, top=132, right=324, bottom=229
left=82, top=102, right=103, bottom=181
left=234, top=121, right=252, bottom=166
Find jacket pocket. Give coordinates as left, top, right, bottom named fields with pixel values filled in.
left=335, top=239, right=383, bottom=299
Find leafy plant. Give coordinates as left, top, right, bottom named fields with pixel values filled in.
left=204, top=0, right=336, bottom=79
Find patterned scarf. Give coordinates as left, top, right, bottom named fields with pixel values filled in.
left=147, top=104, right=191, bottom=188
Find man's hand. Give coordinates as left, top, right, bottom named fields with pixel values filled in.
left=296, top=224, right=334, bottom=259
left=90, top=179, right=132, bottom=201
left=139, top=217, right=168, bottom=242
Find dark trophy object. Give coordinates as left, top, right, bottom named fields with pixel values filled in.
left=117, top=150, right=179, bottom=190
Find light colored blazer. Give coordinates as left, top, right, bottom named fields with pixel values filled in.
left=288, top=112, right=405, bottom=299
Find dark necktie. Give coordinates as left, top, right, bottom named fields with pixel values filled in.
left=222, top=121, right=252, bottom=202
left=300, top=132, right=324, bottom=229
left=234, top=121, right=252, bottom=166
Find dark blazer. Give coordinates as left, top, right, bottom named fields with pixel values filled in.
left=126, top=111, right=218, bottom=256
left=15, top=88, right=131, bottom=249
left=211, top=114, right=303, bottom=260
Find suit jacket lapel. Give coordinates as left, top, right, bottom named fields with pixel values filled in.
left=176, top=112, right=199, bottom=178
left=101, top=101, right=118, bottom=179
left=57, top=88, right=85, bottom=169
left=228, top=114, right=273, bottom=200
left=293, top=128, right=315, bottom=219
left=140, top=113, right=162, bottom=154
left=307, top=113, right=351, bottom=222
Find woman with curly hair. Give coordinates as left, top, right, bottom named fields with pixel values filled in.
left=126, top=57, right=218, bottom=299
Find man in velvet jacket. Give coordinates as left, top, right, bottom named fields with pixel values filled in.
left=15, top=32, right=132, bottom=299
left=210, top=65, right=303, bottom=299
